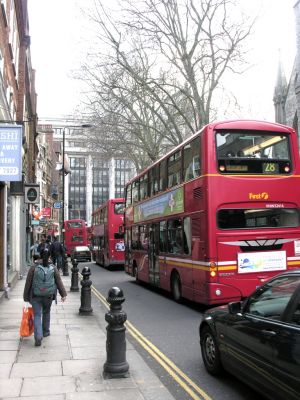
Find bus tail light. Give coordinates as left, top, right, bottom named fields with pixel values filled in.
left=209, top=262, right=217, bottom=278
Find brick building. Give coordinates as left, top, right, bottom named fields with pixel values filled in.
left=0, top=0, right=37, bottom=294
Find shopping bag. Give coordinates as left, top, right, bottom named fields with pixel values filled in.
left=19, top=306, right=34, bottom=337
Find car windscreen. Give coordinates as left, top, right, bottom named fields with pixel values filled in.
left=217, top=208, right=299, bottom=229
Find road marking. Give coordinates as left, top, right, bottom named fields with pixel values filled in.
left=89, top=284, right=213, bottom=400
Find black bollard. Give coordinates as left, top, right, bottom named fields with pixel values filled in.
left=103, top=287, right=129, bottom=379
left=79, top=266, right=93, bottom=315
left=70, top=258, right=79, bottom=292
left=62, top=253, right=69, bottom=276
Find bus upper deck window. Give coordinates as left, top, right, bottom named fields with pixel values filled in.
left=216, top=131, right=291, bottom=175
left=126, top=184, right=132, bottom=206
left=167, top=151, right=181, bottom=188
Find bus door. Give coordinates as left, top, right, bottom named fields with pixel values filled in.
left=149, top=223, right=160, bottom=286
left=191, top=215, right=208, bottom=303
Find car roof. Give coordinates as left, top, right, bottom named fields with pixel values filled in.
left=274, top=269, right=300, bottom=277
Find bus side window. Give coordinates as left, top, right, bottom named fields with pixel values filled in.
left=132, top=180, right=139, bottom=203
left=167, top=219, right=182, bottom=254
left=183, top=136, right=200, bottom=181
left=167, top=151, right=181, bottom=188
left=132, top=226, right=139, bottom=250
left=149, top=165, right=159, bottom=196
left=159, top=221, right=167, bottom=252
left=183, top=217, right=191, bottom=254
left=139, top=173, right=148, bottom=200
left=139, top=225, right=148, bottom=250
left=126, top=184, right=132, bottom=206
left=159, top=160, right=167, bottom=192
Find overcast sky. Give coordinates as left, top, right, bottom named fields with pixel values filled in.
left=28, top=0, right=296, bottom=123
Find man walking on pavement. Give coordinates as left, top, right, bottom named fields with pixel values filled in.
left=50, top=236, right=65, bottom=270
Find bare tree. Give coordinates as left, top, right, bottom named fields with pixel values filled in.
left=78, top=0, right=255, bottom=171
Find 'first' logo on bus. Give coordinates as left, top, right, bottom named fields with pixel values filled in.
left=249, top=192, right=269, bottom=200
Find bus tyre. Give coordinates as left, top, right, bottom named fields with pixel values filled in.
left=171, top=272, right=182, bottom=302
left=101, top=255, right=105, bottom=267
left=133, top=264, right=139, bottom=282
left=200, top=326, right=223, bottom=375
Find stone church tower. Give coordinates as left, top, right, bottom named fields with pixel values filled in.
left=274, top=1, right=300, bottom=139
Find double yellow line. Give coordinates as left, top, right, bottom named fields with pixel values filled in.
left=90, top=284, right=212, bottom=400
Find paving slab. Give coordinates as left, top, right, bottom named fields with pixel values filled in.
left=21, top=375, right=76, bottom=396
left=0, top=378, right=23, bottom=398
left=11, top=360, right=62, bottom=378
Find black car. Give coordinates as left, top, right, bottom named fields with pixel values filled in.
left=70, top=246, right=91, bottom=263
left=200, top=269, right=300, bottom=400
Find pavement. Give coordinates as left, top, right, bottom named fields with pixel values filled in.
left=0, top=265, right=176, bottom=400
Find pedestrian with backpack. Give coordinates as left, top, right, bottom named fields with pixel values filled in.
left=23, top=247, right=67, bottom=346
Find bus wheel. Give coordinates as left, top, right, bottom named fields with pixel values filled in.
left=133, top=263, right=139, bottom=282
left=171, top=272, right=182, bottom=302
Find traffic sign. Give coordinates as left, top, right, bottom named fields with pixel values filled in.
left=53, top=201, right=62, bottom=209
left=35, top=226, right=44, bottom=234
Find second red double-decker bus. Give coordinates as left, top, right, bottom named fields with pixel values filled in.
left=64, top=219, right=89, bottom=256
left=91, top=198, right=125, bottom=268
left=124, top=120, right=300, bottom=305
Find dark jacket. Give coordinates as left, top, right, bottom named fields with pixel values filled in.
left=23, top=263, right=67, bottom=302
left=50, top=240, right=65, bottom=257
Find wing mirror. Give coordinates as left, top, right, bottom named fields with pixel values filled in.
left=228, top=301, right=242, bottom=315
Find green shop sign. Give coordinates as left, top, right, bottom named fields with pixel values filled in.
left=134, top=187, right=184, bottom=223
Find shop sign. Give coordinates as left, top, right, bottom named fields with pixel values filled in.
left=0, top=125, right=22, bottom=181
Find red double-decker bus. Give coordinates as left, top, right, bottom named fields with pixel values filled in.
left=124, top=120, right=300, bottom=305
left=91, top=198, right=125, bottom=268
left=64, top=219, right=89, bottom=256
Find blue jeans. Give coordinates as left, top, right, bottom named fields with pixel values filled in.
left=31, top=297, right=53, bottom=339
left=52, top=255, right=63, bottom=269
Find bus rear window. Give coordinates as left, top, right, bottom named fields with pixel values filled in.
left=217, top=208, right=299, bottom=229
left=68, top=221, right=83, bottom=228
left=216, top=131, right=291, bottom=174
